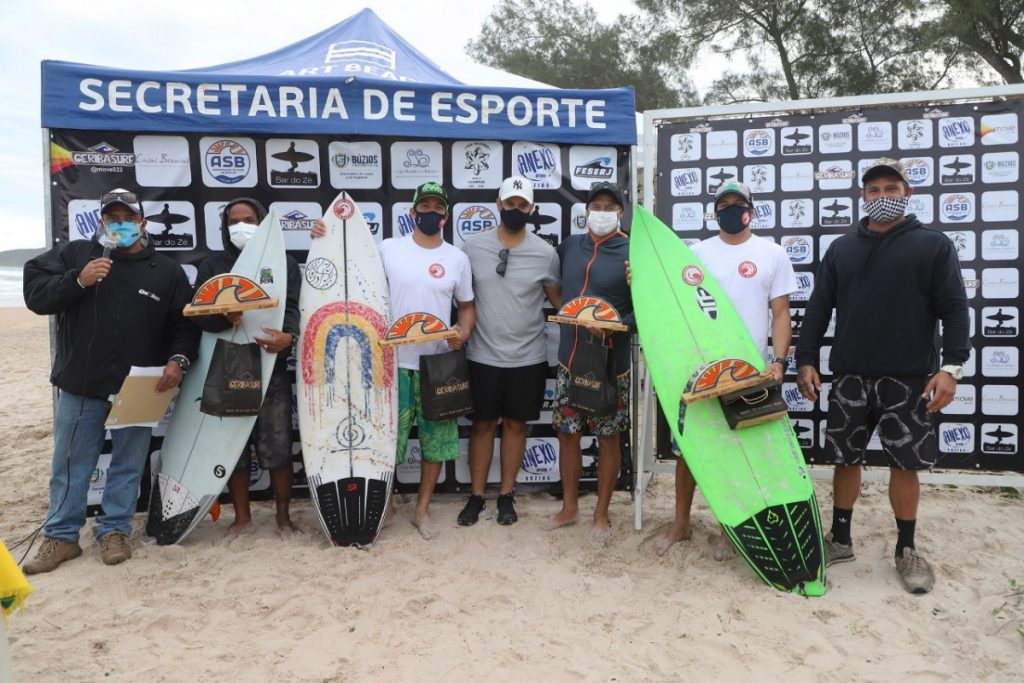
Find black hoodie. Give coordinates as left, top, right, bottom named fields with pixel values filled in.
left=194, top=198, right=300, bottom=373
left=795, top=214, right=970, bottom=377
left=24, top=235, right=199, bottom=399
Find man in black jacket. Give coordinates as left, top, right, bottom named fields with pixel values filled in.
left=796, top=159, right=970, bottom=594
left=22, top=188, right=197, bottom=574
left=194, top=197, right=301, bottom=538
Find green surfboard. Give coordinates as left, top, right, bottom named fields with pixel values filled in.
left=630, top=206, right=826, bottom=597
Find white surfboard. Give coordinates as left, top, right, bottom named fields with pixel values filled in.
left=298, top=192, right=397, bottom=547
left=146, top=211, right=287, bottom=544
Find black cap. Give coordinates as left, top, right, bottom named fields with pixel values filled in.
left=586, top=181, right=624, bottom=208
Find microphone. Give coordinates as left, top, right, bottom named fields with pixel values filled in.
left=97, top=233, right=118, bottom=282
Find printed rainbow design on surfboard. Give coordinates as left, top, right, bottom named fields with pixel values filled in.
left=301, top=301, right=394, bottom=413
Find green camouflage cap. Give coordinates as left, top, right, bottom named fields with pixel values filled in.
left=412, top=181, right=451, bottom=213
left=862, top=157, right=909, bottom=184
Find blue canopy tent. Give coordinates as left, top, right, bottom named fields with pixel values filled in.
left=40, top=8, right=637, bottom=503
left=41, top=8, right=636, bottom=145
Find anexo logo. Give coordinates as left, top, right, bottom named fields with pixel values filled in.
left=939, top=117, right=974, bottom=147
left=456, top=205, right=498, bottom=240
left=205, top=140, right=251, bottom=184
left=682, top=265, right=704, bottom=286
left=516, top=145, right=558, bottom=181
left=428, top=263, right=445, bottom=279
left=521, top=441, right=557, bottom=475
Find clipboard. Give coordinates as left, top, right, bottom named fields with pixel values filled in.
left=105, top=366, right=177, bottom=428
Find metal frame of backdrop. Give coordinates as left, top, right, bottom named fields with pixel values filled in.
left=634, top=84, right=1024, bottom=530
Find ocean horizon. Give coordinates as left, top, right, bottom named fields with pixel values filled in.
left=0, top=267, right=24, bottom=307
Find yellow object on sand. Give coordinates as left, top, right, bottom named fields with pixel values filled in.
left=0, top=541, right=32, bottom=621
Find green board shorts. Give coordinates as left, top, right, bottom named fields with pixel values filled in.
left=396, top=368, right=460, bottom=465
left=552, top=365, right=631, bottom=436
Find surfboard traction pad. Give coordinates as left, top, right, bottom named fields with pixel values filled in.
left=146, top=473, right=211, bottom=546
left=676, top=395, right=826, bottom=597
left=309, top=471, right=393, bottom=548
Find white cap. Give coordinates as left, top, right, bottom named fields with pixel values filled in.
left=498, top=176, right=534, bottom=204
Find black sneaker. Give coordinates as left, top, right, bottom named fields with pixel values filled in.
left=457, top=495, right=485, bottom=526
left=496, top=493, right=518, bottom=525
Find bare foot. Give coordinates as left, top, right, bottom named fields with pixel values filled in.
left=276, top=517, right=301, bottom=539
left=653, top=523, right=692, bottom=557
left=541, top=509, right=579, bottom=531
left=588, top=520, right=612, bottom=544
left=226, top=519, right=252, bottom=537
left=411, top=512, right=437, bottom=540
left=712, top=532, right=735, bottom=561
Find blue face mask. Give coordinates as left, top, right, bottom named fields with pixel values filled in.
left=105, top=221, right=140, bottom=248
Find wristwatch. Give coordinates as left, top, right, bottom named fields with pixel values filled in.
left=939, top=364, right=963, bottom=380
left=770, top=356, right=787, bottom=367
left=169, top=354, right=191, bottom=372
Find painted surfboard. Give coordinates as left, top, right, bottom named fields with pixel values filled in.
left=146, top=211, right=287, bottom=545
left=630, top=206, right=826, bottom=596
left=298, top=192, right=397, bottom=547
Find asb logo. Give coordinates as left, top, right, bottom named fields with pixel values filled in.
left=938, top=116, right=974, bottom=148
left=428, top=263, right=445, bottom=279
left=743, top=129, right=774, bottom=157
left=204, top=139, right=251, bottom=184
left=456, top=205, right=498, bottom=241
left=783, top=236, right=812, bottom=264
left=902, top=158, right=932, bottom=187
left=738, top=261, right=757, bottom=278
left=940, top=193, right=974, bottom=223
left=938, top=423, right=974, bottom=454
left=981, top=423, right=1017, bottom=454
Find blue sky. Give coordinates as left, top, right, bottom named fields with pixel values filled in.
left=0, top=0, right=649, bottom=252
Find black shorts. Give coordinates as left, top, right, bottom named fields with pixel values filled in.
left=468, top=360, right=549, bottom=422
left=824, top=374, right=937, bottom=470
left=236, top=369, right=294, bottom=472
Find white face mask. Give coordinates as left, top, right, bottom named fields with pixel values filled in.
left=228, top=222, right=258, bottom=249
left=587, top=210, right=619, bottom=236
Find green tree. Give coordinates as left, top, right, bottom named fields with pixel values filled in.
left=927, top=0, right=1024, bottom=84
left=465, top=0, right=697, bottom=110
left=637, top=0, right=960, bottom=104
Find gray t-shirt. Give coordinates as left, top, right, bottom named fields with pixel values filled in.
left=462, top=228, right=560, bottom=367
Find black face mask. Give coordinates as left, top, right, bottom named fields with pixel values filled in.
left=415, top=211, right=446, bottom=236
left=716, top=204, right=751, bottom=235
left=500, top=208, right=530, bottom=233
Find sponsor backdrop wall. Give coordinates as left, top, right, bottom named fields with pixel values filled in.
left=49, top=129, right=631, bottom=507
left=654, top=98, right=1023, bottom=473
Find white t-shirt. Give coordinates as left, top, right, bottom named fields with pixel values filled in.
left=379, top=235, right=474, bottom=370
left=691, top=234, right=797, bottom=353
